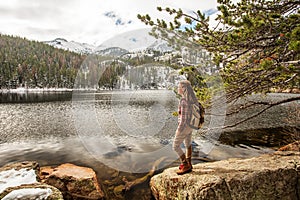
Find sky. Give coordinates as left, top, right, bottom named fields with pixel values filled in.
left=0, top=0, right=218, bottom=46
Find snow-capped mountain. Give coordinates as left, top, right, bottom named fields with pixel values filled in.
left=95, top=28, right=157, bottom=52
left=146, top=40, right=173, bottom=53
left=45, top=28, right=174, bottom=56
left=94, top=47, right=129, bottom=57
left=44, top=38, right=96, bottom=54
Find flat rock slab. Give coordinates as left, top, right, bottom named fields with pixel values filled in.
left=150, top=151, right=300, bottom=200
left=40, top=163, right=104, bottom=200
left=0, top=161, right=39, bottom=172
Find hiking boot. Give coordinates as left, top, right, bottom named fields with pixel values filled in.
left=176, top=162, right=192, bottom=175
left=187, top=145, right=193, bottom=169
left=179, top=158, right=192, bottom=170
left=187, top=156, right=193, bottom=169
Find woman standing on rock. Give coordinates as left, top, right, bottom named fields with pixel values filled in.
left=173, top=80, right=197, bottom=175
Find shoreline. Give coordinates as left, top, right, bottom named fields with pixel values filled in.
left=0, top=88, right=75, bottom=93
left=0, top=87, right=171, bottom=94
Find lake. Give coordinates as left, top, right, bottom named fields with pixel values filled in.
left=0, top=89, right=273, bottom=199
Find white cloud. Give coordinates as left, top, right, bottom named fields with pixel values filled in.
left=0, top=0, right=218, bottom=45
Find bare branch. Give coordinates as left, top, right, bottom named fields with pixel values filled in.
left=282, top=60, right=300, bottom=65
left=223, top=96, right=300, bottom=128
left=285, top=73, right=297, bottom=83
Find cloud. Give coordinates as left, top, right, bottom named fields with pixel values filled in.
left=0, top=0, right=72, bottom=22
left=0, top=0, right=219, bottom=45
left=0, top=0, right=82, bottom=41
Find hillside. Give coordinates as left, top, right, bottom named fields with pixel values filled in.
left=0, top=34, right=180, bottom=90
left=0, top=34, right=85, bottom=89
left=0, top=33, right=215, bottom=91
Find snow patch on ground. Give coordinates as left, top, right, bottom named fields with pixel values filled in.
left=2, top=188, right=52, bottom=200
left=0, top=168, right=38, bottom=193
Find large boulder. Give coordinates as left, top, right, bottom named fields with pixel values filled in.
left=40, top=163, right=104, bottom=199
left=0, top=161, right=63, bottom=200
left=150, top=151, right=300, bottom=200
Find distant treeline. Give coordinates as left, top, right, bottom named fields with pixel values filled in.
left=0, top=34, right=85, bottom=89
left=0, top=34, right=175, bottom=90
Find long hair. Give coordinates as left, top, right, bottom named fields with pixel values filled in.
left=179, top=80, right=198, bottom=103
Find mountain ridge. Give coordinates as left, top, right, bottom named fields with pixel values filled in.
left=44, top=29, right=174, bottom=55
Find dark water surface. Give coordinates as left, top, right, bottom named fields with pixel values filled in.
left=0, top=90, right=273, bottom=199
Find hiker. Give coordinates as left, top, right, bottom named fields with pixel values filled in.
left=173, top=80, right=198, bottom=175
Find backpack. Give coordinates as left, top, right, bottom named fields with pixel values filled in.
left=188, top=101, right=205, bottom=130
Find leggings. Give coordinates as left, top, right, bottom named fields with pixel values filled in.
left=172, top=125, right=193, bottom=157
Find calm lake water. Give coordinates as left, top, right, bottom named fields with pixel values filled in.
left=0, top=90, right=273, bottom=199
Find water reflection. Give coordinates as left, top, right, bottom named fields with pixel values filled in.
left=0, top=90, right=72, bottom=103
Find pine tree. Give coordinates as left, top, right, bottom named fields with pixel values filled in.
left=138, top=0, right=300, bottom=102
left=0, top=34, right=85, bottom=88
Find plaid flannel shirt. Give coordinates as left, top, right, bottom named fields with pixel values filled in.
left=178, top=98, right=190, bottom=132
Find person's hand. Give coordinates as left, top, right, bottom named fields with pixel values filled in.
left=172, top=111, right=178, bottom=116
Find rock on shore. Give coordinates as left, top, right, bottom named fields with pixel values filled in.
left=40, top=163, right=104, bottom=199
left=0, top=161, right=104, bottom=200
left=0, top=161, right=63, bottom=200
left=150, top=151, right=300, bottom=200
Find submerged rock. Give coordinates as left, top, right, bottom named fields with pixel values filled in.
left=40, top=163, right=104, bottom=199
left=150, top=151, right=300, bottom=200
